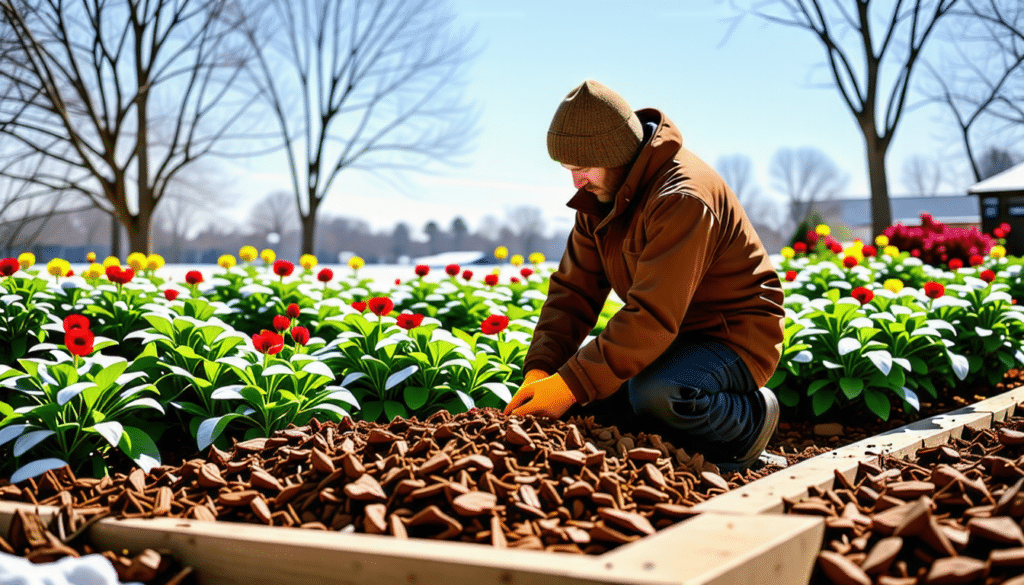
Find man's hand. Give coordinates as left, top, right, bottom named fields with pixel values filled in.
left=521, top=368, right=549, bottom=388
left=503, top=373, right=576, bottom=419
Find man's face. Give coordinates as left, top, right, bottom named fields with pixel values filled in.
left=561, top=163, right=629, bottom=203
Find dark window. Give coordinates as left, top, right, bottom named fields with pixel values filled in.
left=982, top=196, right=1001, bottom=219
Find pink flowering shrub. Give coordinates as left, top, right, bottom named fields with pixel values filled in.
left=882, top=213, right=996, bottom=268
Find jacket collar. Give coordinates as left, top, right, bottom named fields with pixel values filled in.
left=566, top=108, right=684, bottom=219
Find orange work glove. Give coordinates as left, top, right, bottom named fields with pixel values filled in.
left=521, top=368, right=549, bottom=388
left=503, top=373, right=577, bottom=419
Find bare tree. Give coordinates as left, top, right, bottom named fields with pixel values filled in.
left=769, top=147, right=849, bottom=226
left=978, top=146, right=1019, bottom=179
left=715, top=153, right=784, bottom=230
left=505, top=205, right=546, bottom=256
left=248, top=191, right=300, bottom=240
left=731, top=0, right=960, bottom=235
left=924, top=0, right=1024, bottom=181
left=239, top=0, right=479, bottom=255
left=0, top=155, right=93, bottom=254
left=449, top=216, right=468, bottom=250
left=0, top=0, right=260, bottom=254
left=900, top=154, right=945, bottom=195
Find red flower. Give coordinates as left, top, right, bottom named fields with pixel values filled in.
left=351, top=301, right=367, bottom=312
left=948, top=258, right=963, bottom=270
left=105, top=266, right=134, bottom=284
left=396, top=313, right=424, bottom=330
left=185, top=270, right=203, bottom=285
left=862, top=245, right=877, bottom=257
left=969, top=254, right=984, bottom=267
left=911, top=249, right=921, bottom=258
left=481, top=314, right=510, bottom=335
left=414, top=265, right=430, bottom=277
left=994, top=227, right=1006, bottom=239
left=272, top=315, right=291, bottom=332
left=65, top=329, right=95, bottom=357
left=286, top=303, right=301, bottom=319
left=395, top=278, right=401, bottom=285
left=65, top=269, right=74, bottom=277
left=793, top=242, right=807, bottom=254
left=785, top=270, right=797, bottom=282
left=317, top=268, right=334, bottom=283
left=290, top=326, right=310, bottom=346
left=462, top=270, right=473, bottom=281
left=843, top=256, right=858, bottom=268
left=924, top=282, right=945, bottom=299
left=0, top=258, right=18, bottom=277
left=851, top=286, right=874, bottom=305
left=273, top=260, right=294, bottom=277
left=520, top=268, right=534, bottom=278
left=484, top=274, right=498, bottom=286
left=445, top=264, right=460, bottom=277
left=367, top=297, right=394, bottom=316
left=510, top=276, right=521, bottom=283
left=63, top=314, right=90, bottom=332
left=252, top=330, right=284, bottom=354
left=164, top=289, right=179, bottom=301
left=830, top=243, right=843, bottom=254
left=980, top=269, right=996, bottom=283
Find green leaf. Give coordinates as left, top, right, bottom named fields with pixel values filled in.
left=778, top=387, right=800, bottom=408
left=383, top=400, right=408, bottom=421
left=807, top=379, right=831, bottom=396
left=863, top=389, right=891, bottom=421
left=838, top=377, right=863, bottom=399
left=403, top=386, right=431, bottom=410
left=360, top=400, right=384, bottom=423
left=811, top=389, right=836, bottom=416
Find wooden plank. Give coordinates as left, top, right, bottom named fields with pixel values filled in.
left=0, top=500, right=672, bottom=585
left=599, top=513, right=824, bottom=585
left=959, top=384, right=1024, bottom=422
left=692, top=458, right=861, bottom=516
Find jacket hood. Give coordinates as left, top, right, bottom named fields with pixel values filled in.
left=566, top=108, right=683, bottom=218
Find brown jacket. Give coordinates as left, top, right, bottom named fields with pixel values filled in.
left=523, top=109, right=785, bottom=404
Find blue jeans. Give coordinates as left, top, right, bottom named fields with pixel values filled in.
left=584, top=338, right=764, bottom=466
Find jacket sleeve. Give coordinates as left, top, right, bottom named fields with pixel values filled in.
left=559, top=194, right=720, bottom=403
left=523, top=213, right=611, bottom=377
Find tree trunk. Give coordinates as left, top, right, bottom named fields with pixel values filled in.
left=110, top=214, right=121, bottom=259
left=126, top=212, right=153, bottom=255
left=301, top=212, right=317, bottom=257
left=865, top=137, right=893, bottom=237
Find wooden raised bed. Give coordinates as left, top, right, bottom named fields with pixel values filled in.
left=4, top=383, right=1024, bottom=585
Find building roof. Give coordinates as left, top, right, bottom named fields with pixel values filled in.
left=969, top=161, right=1024, bottom=194
left=812, top=194, right=979, bottom=227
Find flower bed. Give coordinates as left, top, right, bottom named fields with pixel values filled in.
left=787, top=407, right=1024, bottom=585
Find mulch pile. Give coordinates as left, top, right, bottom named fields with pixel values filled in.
left=0, top=505, right=194, bottom=584
left=788, top=406, right=1024, bottom=585
left=0, top=409, right=783, bottom=555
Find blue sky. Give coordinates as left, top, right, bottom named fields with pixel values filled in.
left=225, top=1, right=969, bottom=240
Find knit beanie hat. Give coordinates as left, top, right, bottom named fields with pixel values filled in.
left=547, top=79, right=643, bottom=168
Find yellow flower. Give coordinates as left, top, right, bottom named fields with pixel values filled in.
left=47, top=258, right=70, bottom=277
left=815, top=224, right=831, bottom=237
left=492, top=268, right=501, bottom=275
left=494, top=246, right=508, bottom=260
left=884, top=279, right=904, bottom=293
left=239, top=245, right=258, bottom=262
left=146, top=254, right=164, bottom=270
left=86, top=251, right=97, bottom=263
left=510, top=254, right=524, bottom=267
left=780, top=246, right=795, bottom=259
left=883, top=245, right=900, bottom=258
left=529, top=252, right=545, bottom=264
left=218, top=254, right=236, bottom=269
left=300, top=254, right=318, bottom=270
left=990, top=245, right=1006, bottom=259
left=845, top=240, right=864, bottom=262
left=126, top=252, right=146, bottom=272
left=102, top=256, right=120, bottom=268
left=17, top=252, right=35, bottom=270
left=348, top=256, right=365, bottom=270
left=84, top=263, right=105, bottom=279
left=875, top=234, right=889, bottom=247
left=260, top=249, right=275, bottom=264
